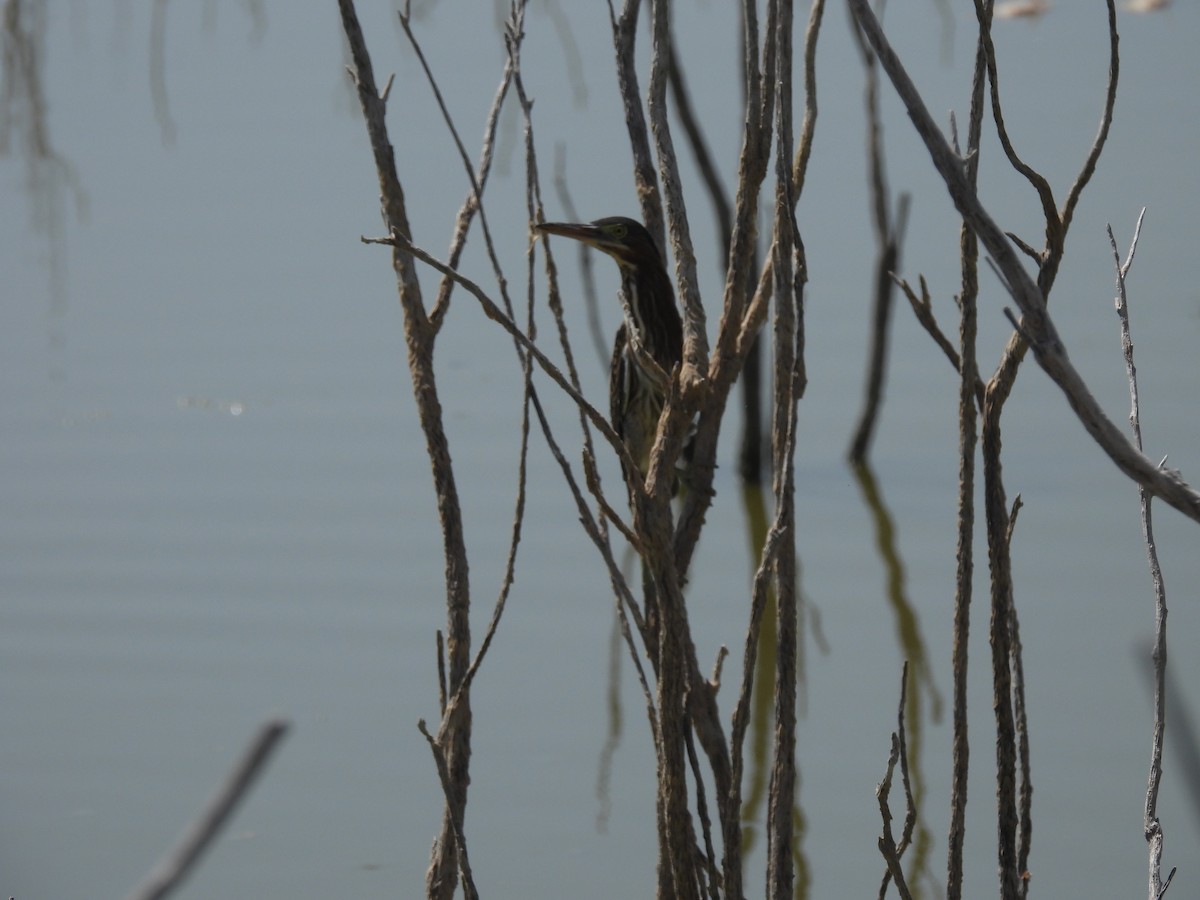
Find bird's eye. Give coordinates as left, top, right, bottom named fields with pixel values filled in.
left=607, top=223, right=628, bottom=240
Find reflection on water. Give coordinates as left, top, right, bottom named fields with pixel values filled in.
left=735, top=478, right=812, bottom=898
left=1, top=0, right=87, bottom=383
left=852, top=460, right=942, bottom=897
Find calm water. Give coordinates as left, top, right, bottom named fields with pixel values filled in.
left=3, top=2, right=1199, bottom=898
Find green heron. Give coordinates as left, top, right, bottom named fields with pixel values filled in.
left=536, top=216, right=684, bottom=488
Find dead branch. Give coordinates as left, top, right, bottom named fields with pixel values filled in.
left=765, top=5, right=802, bottom=897
left=647, top=0, right=706, bottom=382
left=1109, top=210, right=1176, bottom=900
left=396, top=6, right=514, bottom=333
left=551, top=146, right=609, bottom=369
left=417, top=720, right=480, bottom=900
left=946, top=20, right=989, bottom=897
left=378, top=231, right=631, bottom=467
left=337, top=4, right=474, bottom=895
left=125, top=720, right=289, bottom=900
left=606, top=0, right=665, bottom=249
left=406, top=1, right=536, bottom=741
left=876, top=664, right=914, bottom=900
left=847, top=0, right=1200, bottom=522
left=675, top=0, right=825, bottom=586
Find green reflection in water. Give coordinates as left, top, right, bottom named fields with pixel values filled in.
left=852, top=459, right=944, bottom=897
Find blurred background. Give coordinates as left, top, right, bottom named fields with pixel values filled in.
left=2, top=1, right=1198, bottom=897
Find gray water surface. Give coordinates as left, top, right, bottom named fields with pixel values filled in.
left=3, top=3, right=1199, bottom=898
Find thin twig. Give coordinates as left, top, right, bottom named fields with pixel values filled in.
left=878, top=662, right=915, bottom=900
left=519, top=33, right=640, bottom=631
left=683, top=720, right=722, bottom=900
left=893, top=273, right=989, bottom=411
left=551, top=145, right=608, bottom=369
left=527, top=388, right=657, bottom=710
left=371, top=231, right=635, bottom=475
left=338, top=7, right=474, bottom=896
left=666, top=38, right=732, bottom=269
left=436, top=629, right=447, bottom=715
left=417, top=720, right=481, bottom=900
left=971, top=0, right=1057, bottom=245
left=125, top=720, right=290, bottom=900
left=986, top=0, right=1120, bottom=408
left=877, top=664, right=915, bottom=900
left=647, top=0, right=706, bottom=381
left=1061, top=0, right=1120, bottom=239
left=396, top=5, right=515, bottom=333
left=643, top=10, right=705, bottom=879
left=1001, top=494, right=1032, bottom=897
left=391, top=231, right=652, bottom=664
left=1011, top=597, right=1032, bottom=898
left=437, top=0, right=535, bottom=739
left=730, top=503, right=791, bottom=787
left=1110, top=211, right=1174, bottom=900
left=606, top=0, right=664, bottom=249
left=877, top=735, right=914, bottom=900
left=677, top=0, right=825, bottom=586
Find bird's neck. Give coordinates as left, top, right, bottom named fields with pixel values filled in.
left=618, top=269, right=650, bottom=344
left=618, top=265, right=682, bottom=371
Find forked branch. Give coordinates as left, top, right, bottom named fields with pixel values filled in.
left=846, top=0, right=1200, bottom=525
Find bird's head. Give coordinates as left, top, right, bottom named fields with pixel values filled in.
left=535, top=216, right=661, bottom=271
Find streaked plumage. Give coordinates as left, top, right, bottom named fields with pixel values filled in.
left=537, top=217, right=683, bottom=484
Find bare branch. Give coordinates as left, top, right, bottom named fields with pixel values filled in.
left=125, top=720, right=289, bottom=900
left=1061, top=0, right=1120, bottom=238
left=846, top=0, right=1200, bottom=524
left=1109, top=210, right=1175, bottom=900
left=396, top=6, right=515, bottom=333
left=417, top=720, right=480, bottom=900
left=666, top=39, right=732, bottom=267
left=947, top=68, right=982, bottom=832
left=877, top=662, right=917, bottom=900
left=647, top=0, right=706, bottom=381
left=527, top=388, right=656, bottom=704
left=730, top=496, right=790, bottom=769
left=766, top=4, right=803, bottom=895
left=1007, top=230, right=1040, bottom=264
left=985, top=0, right=1120, bottom=408
left=970, top=0, right=1058, bottom=243
left=551, top=146, right=609, bottom=369
left=877, top=665, right=915, bottom=900
left=606, top=0, right=664, bottom=248
left=676, top=0, right=825, bottom=585
left=1012, top=601, right=1032, bottom=899
left=683, top=723, right=722, bottom=900
left=947, top=44, right=983, bottom=878
left=376, top=230, right=636, bottom=475
left=338, top=6, right=475, bottom=894
left=432, top=0, right=538, bottom=749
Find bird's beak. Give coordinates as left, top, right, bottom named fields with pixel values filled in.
left=535, top=221, right=606, bottom=249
